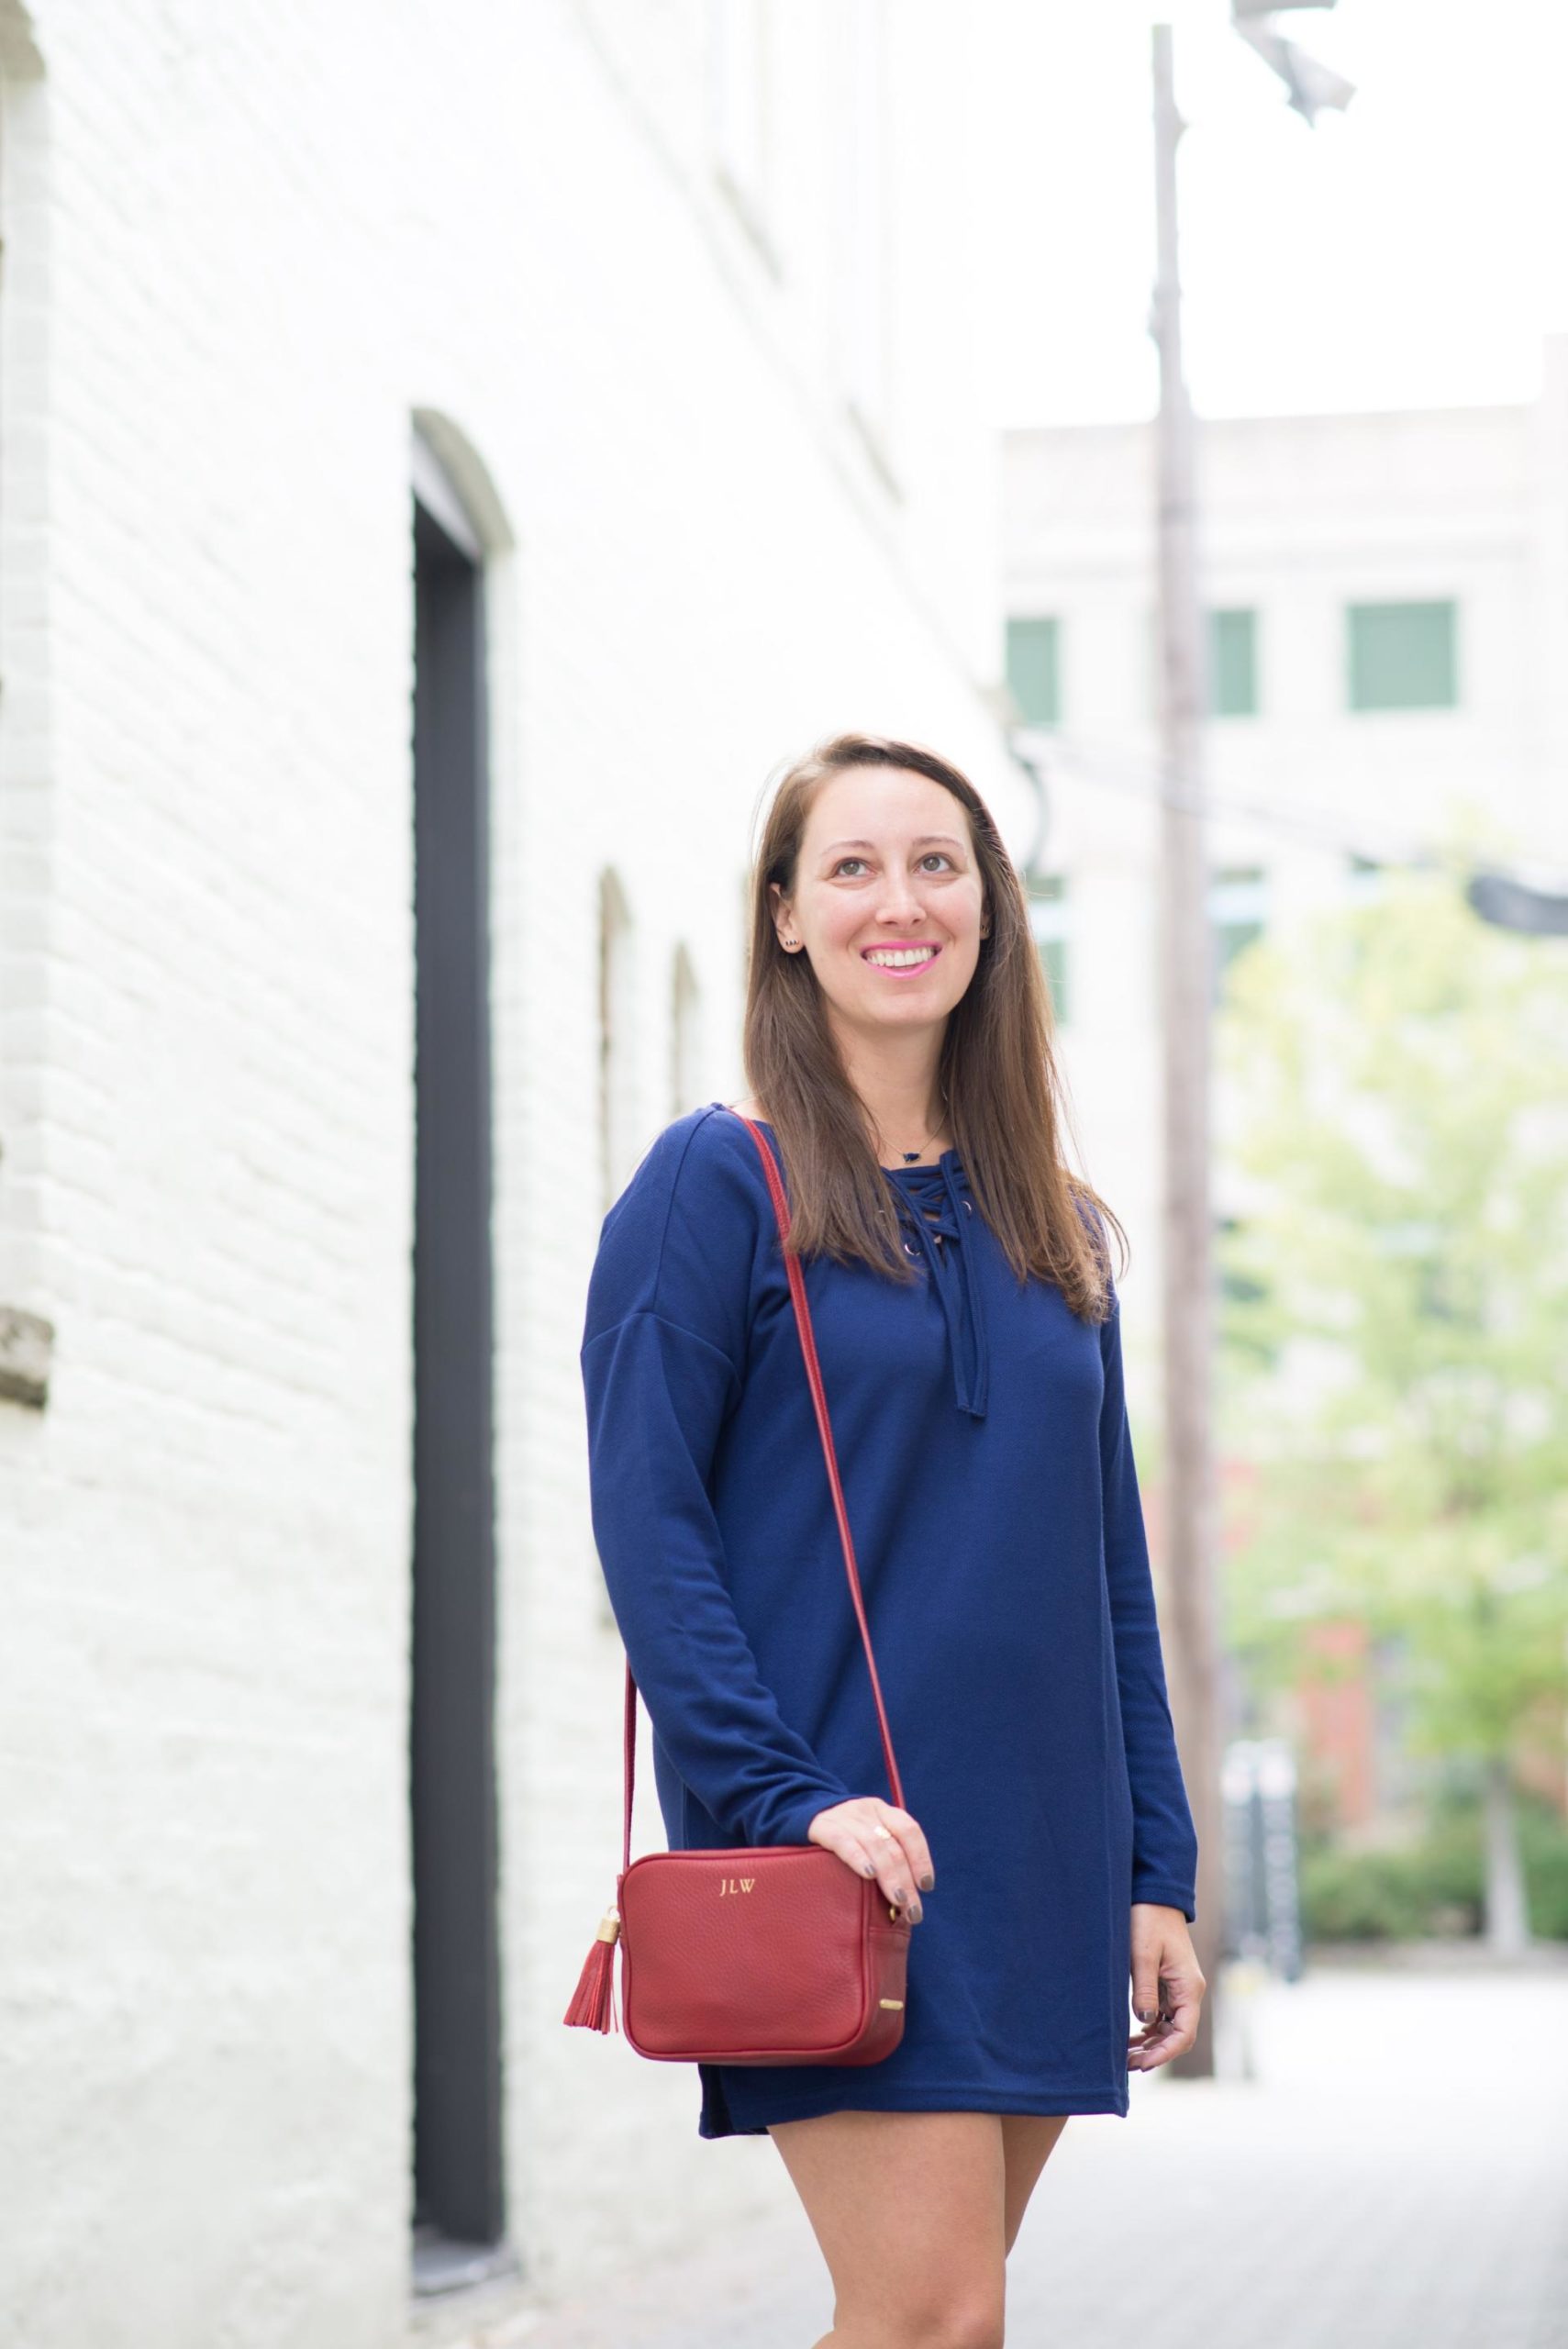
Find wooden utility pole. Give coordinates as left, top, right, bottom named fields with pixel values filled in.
left=1150, top=21, right=1224, bottom=2077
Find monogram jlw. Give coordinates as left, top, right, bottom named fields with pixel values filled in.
left=717, top=1877, right=757, bottom=1896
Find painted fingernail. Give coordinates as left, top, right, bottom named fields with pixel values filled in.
left=893, top=1886, right=907, bottom=1903
left=918, top=1872, right=935, bottom=1891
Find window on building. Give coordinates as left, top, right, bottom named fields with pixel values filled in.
left=1347, top=600, right=1457, bottom=711
left=670, top=942, right=703, bottom=1120
left=1209, top=608, right=1258, bottom=717
left=1141, top=604, right=1256, bottom=719
left=1006, top=617, right=1060, bottom=729
left=1345, top=851, right=1388, bottom=906
left=1208, top=864, right=1267, bottom=1002
left=1027, top=873, right=1071, bottom=1023
left=598, top=868, right=638, bottom=1214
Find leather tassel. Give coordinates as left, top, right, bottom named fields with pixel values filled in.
left=563, top=1907, right=620, bottom=2034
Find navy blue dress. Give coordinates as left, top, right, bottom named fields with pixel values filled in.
left=579, top=1101, right=1198, bottom=2139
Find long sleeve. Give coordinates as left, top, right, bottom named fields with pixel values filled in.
left=580, top=1115, right=857, bottom=1850
left=1097, top=1289, right=1200, bottom=1921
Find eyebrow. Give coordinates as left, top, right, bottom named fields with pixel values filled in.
left=819, top=835, right=966, bottom=856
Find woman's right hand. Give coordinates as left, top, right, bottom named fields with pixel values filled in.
left=806, top=1798, right=934, bottom=1923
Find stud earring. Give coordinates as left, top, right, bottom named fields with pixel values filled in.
left=783, top=937, right=799, bottom=949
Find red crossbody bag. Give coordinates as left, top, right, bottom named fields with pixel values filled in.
left=563, top=1109, right=913, bottom=2065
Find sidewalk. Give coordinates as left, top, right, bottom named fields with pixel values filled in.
left=437, top=1959, right=1568, bottom=2348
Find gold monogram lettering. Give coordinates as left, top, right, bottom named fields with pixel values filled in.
left=717, top=1877, right=758, bottom=1896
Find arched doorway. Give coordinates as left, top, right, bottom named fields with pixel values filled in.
left=408, top=423, right=506, bottom=2279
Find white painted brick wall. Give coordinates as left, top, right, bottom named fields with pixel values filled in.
left=0, top=3, right=1030, bottom=2343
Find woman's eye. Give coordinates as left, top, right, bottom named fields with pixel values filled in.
left=831, top=853, right=952, bottom=877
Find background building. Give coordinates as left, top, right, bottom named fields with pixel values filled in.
left=1003, top=342, right=1568, bottom=1824
left=0, top=5, right=1031, bottom=2342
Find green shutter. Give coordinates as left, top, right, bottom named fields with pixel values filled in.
left=1347, top=601, right=1457, bottom=710
left=1027, top=873, right=1070, bottom=1023
left=1006, top=617, right=1060, bottom=727
left=1208, top=865, right=1266, bottom=1002
left=1208, top=608, right=1257, bottom=717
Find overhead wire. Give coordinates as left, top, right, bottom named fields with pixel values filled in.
left=1013, top=725, right=1566, bottom=888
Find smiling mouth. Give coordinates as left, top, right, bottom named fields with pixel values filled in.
left=862, top=945, right=941, bottom=973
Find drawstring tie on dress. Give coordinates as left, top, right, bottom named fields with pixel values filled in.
left=888, top=1157, right=989, bottom=1420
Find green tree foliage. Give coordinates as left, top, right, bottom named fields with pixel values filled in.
left=1214, top=871, right=1568, bottom=1929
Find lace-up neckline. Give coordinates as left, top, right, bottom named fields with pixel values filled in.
left=883, top=1152, right=989, bottom=1420
left=731, top=1115, right=990, bottom=1420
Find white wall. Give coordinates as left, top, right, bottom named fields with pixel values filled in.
left=0, top=3, right=1027, bottom=2342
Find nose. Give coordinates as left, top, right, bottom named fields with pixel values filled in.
left=873, top=871, right=925, bottom=923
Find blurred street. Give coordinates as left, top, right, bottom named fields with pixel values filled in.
left=456, top=1959, right=1568, bottom=2349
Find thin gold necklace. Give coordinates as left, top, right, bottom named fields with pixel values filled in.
left=881, top=1092, right=950, bottom=1165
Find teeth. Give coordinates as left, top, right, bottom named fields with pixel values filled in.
left=865, top=947, right=937, bottom=968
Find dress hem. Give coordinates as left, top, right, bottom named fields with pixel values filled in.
left=698, top=2080, right=1131, bottom=2139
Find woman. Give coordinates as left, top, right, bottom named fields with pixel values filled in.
left=578, top=731, right=1204, bottom=2346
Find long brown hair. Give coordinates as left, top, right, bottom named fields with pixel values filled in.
left=741, top=730, right=1126, bottom=1323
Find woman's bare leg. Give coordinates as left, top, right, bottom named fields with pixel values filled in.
left=767, top=2110, right=1007, bottom=2349
left=998, top=2115, right=1069, bottom=2254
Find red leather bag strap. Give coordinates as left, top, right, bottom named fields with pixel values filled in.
left=619, top=1109, right=906, bottom=1874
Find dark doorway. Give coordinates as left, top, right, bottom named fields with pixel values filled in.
left=409, top=443, right=505, bottom=2270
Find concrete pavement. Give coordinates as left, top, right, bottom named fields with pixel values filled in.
left=431, top=1958, right=1568, bottom=2348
